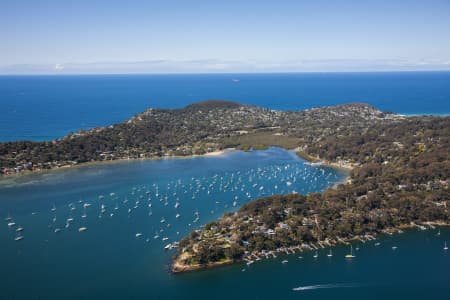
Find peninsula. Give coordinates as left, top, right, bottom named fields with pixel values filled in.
left=168, top=101, right=449, bottom=273
left=1, top=100, right=448, bottom=275
left=1, top=100, right=405, bottom=175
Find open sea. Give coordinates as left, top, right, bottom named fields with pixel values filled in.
left=0, top=72, right=449, bottom=142
left=0, top=72, right=449, bottom=299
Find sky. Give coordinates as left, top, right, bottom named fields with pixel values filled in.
left=1, top=0, right=450, bottom=74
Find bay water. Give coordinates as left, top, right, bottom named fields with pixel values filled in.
left=0, top=148, right=448, bottom=299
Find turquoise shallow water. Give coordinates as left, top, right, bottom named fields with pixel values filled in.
left=0, top=148, right=449, bottom=300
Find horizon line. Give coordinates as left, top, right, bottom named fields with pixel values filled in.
left=2, top=69, right=450, bottom=76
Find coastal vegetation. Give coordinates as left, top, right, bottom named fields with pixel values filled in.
left=0, top=100, right=401, bottom=175
left=169, top=102, right=450, bottom=272
left=220, top=131, right=301, bottom=151
left=0, top=100, right=448, bottom=275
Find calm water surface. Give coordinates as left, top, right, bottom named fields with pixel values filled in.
left=0, top=148, right=449, bottom=299
left=1, top=72, right=450, bottom=299
left=1, top=72, right=449, bottom=141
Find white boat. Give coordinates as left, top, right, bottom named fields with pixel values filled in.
left=82, top=206, right=87, bottom=218
left=175, top=213, right=180, bottom=218
left=345, top=245, right=356, bottom=259
left=51, top=205, right=56, bottom=212
left=54, top=228, right=61, bottom=233
left=392, top=246, right=397, bottom=250
left=7, top=222, right=16, bottom=227
left=14, top=227, right=23, bottom=240
left=16, top=226, right=24, bottom=232
left=313, top=251, right=318, bottom=258
left=164, top=244, right=172, bottom=250
left=418, top=225, right=427, bottom=231
left=327, top=249, right=333, bottom=257
left=135, top=233, right=143, bottom=238
left=14, top=235, right=24, bottom=241
left=281, top=260, right=288, bottom=264
left=444, top=241, right=448, bottom=250
left=78, top=227, right=87, bottom=232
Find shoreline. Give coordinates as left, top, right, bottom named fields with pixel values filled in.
left=171, top=221, right=450, bottom=274
left=295, top=147, right=355, bottom=171
left=0, top=148, right=237, bottom=181
left=172, top=256, right=235, bottom=274
left=0, top=146, right=353, bottom=182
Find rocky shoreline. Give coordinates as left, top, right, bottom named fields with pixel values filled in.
left=172, top=221, right=450, bottom=274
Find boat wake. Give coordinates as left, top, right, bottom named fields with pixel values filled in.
left=292, top=283, right=361, bottom=291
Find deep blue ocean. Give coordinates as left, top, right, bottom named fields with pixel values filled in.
left=0, top=73, right=449, bottom=299
left=0, top=72, right=449, bottom=141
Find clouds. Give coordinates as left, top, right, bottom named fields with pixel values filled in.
left=2, top=1, right=450, bottom=75
left=54, top=64, right=65, bottom=71
left=2, top=0, right=450, bottom=75
left=1, top=58, right=450, bottom=74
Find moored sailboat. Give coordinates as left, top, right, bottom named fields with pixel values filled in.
left=345, top=245, right=356, bottom=259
